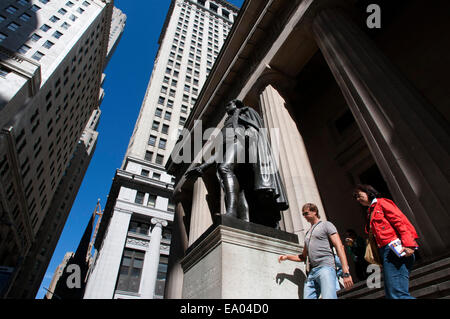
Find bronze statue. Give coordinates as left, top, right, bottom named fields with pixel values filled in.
left=185, top=99, right=288, bottom=228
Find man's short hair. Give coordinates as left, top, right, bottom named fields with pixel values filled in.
left=302, top=203, right=320, bottom=218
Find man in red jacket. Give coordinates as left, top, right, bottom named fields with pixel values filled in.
left=354, top=184, right=419, bottom=299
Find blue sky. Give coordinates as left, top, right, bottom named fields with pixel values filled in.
left=36, top=0, right=244, bottom=299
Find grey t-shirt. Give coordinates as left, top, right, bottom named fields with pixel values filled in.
left=304, top=221, right=337, bottom=269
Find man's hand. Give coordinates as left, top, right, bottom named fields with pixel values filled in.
left=401, top=247, right=415, bottom=257
left=278, top=255, right=288, bottom=263
left=342, top=275, right=354, bottom=290
left=184, top=166, right=203, bottom=180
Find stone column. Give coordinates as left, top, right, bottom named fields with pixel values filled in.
left=140, top=218, right=168, bottom=299
left=164, top=201, right=189, bottom=299
left=188, top=178, right=213, bottom=246
left=83, top=208, right=131, bottom=299
left=259, top=84, right=326, bottom=245
left=312, top=8, right=450, bottom=256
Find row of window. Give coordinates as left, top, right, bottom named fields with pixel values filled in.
left=184, top=0, right=236, bottom=23
left=1, top=2, right=88, bottom=59
left=144, top=150, right=164, bottom=165
left=19, top=23, right=103, bottom=221
left=134, top=190, right=176, bottom=212
left=116, top=248, right=169, bottom=295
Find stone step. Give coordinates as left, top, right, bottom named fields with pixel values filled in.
left=338, top=255, right=450, bottom=299
left=412, top=280, right=450, bottom=299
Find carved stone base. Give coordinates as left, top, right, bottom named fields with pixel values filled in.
left=181, top=215, right=305, bottom=299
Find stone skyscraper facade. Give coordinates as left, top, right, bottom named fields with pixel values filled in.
left=0, top=0, right=124, bottom=298
left=84, top=0, right=238, bottom=299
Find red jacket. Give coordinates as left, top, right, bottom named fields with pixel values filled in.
left=365, top=198, right=419, bottom=248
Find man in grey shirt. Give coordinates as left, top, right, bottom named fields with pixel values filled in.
left=279, top=203, right=353, bottom=299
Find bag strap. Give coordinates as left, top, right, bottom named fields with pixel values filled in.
left=305, top=221, right=322, bottom=273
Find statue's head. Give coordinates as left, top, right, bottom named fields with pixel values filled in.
left=225, top=99, right=244, bottom=114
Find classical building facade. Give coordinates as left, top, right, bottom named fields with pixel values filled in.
left=165, top=0, right=450, bottom=298
left=0, top=0, right=124, bottom=298
left=83, top=0, right=239, bottom=299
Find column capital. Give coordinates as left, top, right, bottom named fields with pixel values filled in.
left=246, top=66, right=297, bottom=108
left=151, top=218, right=168, bottom=227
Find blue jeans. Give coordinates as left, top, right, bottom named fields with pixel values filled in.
left=380, top=245, right=415, bottom=299
left=303, top=266, right=337, bottom=299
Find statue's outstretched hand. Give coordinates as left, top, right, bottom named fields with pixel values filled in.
left=184, top=165, right=203, bottom=180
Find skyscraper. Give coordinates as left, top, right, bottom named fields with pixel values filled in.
left=84, top=0, right=239, bottom=299
left=0, top=0, right=125, bottom=298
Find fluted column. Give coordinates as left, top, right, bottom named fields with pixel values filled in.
left=259, top=84, right=326, bottom=245
left=83, top=208, right=131, bottom=299
left=312, top=8, right=450, bottom=256
left=164, top=202, right=189, bottom=299
left=140, top=218, right=167, bottom=299
left=188, top=178, right=213, bottom=246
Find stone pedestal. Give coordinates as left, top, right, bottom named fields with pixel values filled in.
left=181, top=215, right=304, bottom=299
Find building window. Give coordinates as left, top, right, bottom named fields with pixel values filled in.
left=69, top=14, right=77, bottom=21
left=49, top=15, right=60, bottom=23
left=128, top=220, right=150, bottom=235
left=30, top=33, right=42, bottom=42
left=19, top=13, right=31, bottom=22
left=147, top=194, right=157, bottom=208
left=158, top=139, right=167, bottom=150
left=155, top=257, right=169, bottom=298
left=153, top=172, right=161, bottom=180
left=148, top=135, right=157, bottom=146
left=152, top=121, right=160, bottom=130
left=58, top=8, right=67, bottom=15
left=167, top=200, right=176, bottom=213
left=0, top=33, right=6, bottom=43
left=61, top=22, right=71, bottom=29
left=18, top=44, right=31, bottom=54
left=40, top=24, right=51, bottom=32
left=52, top=31, right=63, bottom=39
left=116, top=249, right=145, bottom=293
left=7, top=22, right=20, bottom=32
left=0, top=66, right=9, bottom=77
left=31, top=51, right=44, bottom=61
left=144, top=151, right=153, bottom=161
left=134, top=191, right=145, bottom=205
left=42, top=40, right=54, bottom=49
left=161, top=124, right=169, bottom=134
left=155, top=154, right=164, bottom=165
left=6, top=6, right=18, bottom=14
left=164, top=112, right=171, bottom=121
left=141, top=169, right=149, bottom=177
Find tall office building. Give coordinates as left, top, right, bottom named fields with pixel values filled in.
left=0, top=0, right=125, bottom=298
left=84, top=0, right=239, bottom=299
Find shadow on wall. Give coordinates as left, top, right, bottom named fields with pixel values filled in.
left=276, top=268, right=306, bottom=299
